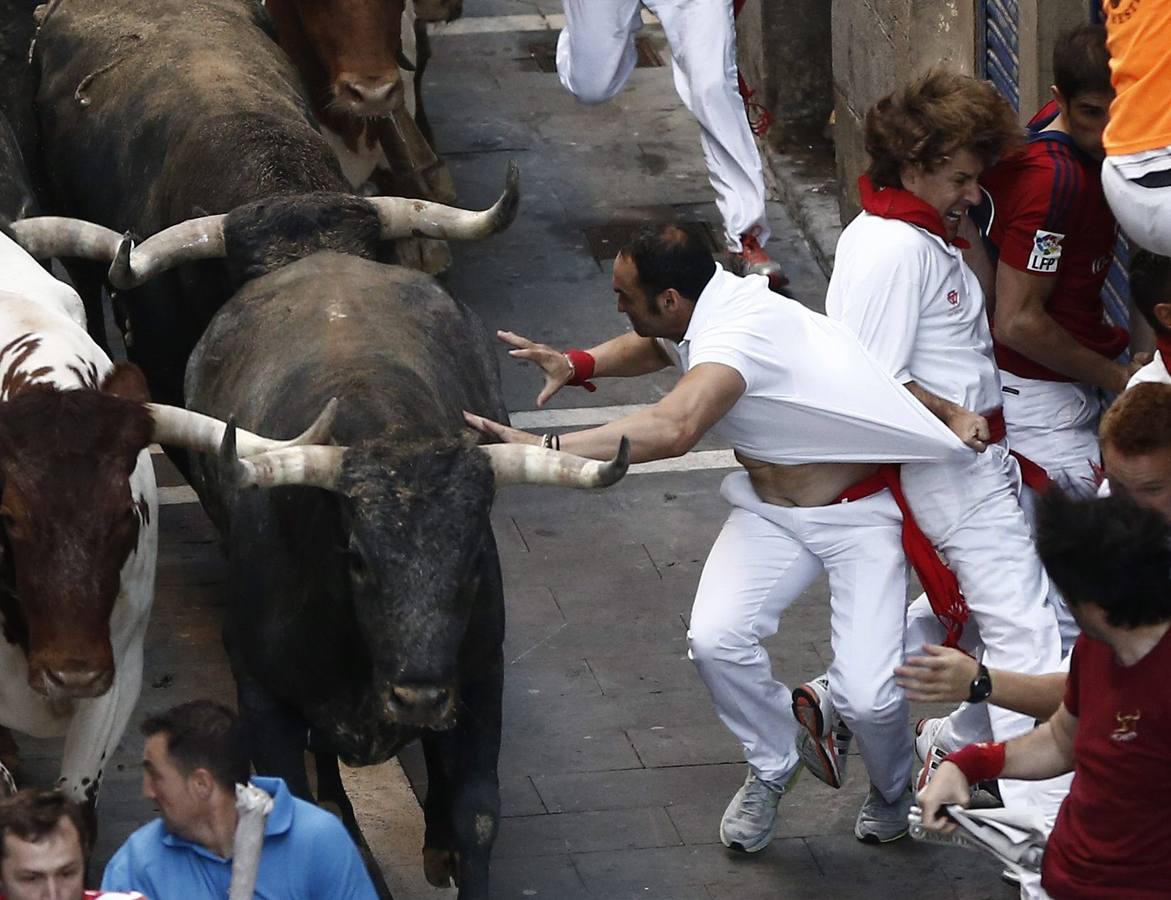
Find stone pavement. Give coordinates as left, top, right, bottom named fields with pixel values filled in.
left=17, top=2, right=1016, bottom=898
left=366, top=3, right=1016, bottom=898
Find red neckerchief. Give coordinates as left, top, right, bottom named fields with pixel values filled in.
left=857, top=174, right=970, bottom=249
left=1159, top=333, right=1171, bottom=377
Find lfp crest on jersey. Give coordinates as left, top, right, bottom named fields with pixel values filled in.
left=1028, top=230, right=1065, bottom=273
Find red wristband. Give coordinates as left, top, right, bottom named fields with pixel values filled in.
left=564, top=349, right=597, bottom=392
left=943, top=742, right=1006, bottom=784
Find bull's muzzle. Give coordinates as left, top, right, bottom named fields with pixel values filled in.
left=334, top=72, right=403, bottom=118
left=30, top=661, right=114, bottom=700
left=384, top=683, right=457, bottom=730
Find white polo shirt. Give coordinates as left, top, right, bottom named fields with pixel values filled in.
left=657, top=266, right=964, bottom=465
left=825, top=212, right=1002, bottom=415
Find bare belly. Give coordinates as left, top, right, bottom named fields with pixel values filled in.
left=735, top=452, right=881, bottom=508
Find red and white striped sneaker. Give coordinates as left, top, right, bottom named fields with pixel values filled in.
left=792, top=674, right=851, bottom=789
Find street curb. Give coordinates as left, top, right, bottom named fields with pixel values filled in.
left=759, top=142, right=843, bottom=281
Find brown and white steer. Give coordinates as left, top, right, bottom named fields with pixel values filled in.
left=0, top=222, right=336, bottom=817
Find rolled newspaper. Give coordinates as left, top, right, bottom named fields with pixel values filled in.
left=229, top=783, right=274, bottom=900
left=908, top=803, right=1047, bottom=875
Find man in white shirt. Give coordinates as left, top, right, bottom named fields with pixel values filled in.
left=822, top=71, right=1063, bottom=813
left=466, top=225, right=967, bottom=850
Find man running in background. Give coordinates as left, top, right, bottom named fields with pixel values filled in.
left=555, top=0, right=786, bottom=286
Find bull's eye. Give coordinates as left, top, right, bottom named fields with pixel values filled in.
left=349, top=552, right=369, bottom=581
left=0, top=508, right=17, bottom=534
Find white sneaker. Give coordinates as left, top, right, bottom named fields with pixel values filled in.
left=719, top=768, right=796, bottom=853
left=792, top=674, right=851, bottom=789
left=914, top=717, right=950, bottom=791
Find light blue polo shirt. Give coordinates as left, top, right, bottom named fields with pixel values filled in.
left=100, top=776, right=377, bottom=899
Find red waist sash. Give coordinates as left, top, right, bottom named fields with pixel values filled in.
left=833, top=465, right=969, bottom=647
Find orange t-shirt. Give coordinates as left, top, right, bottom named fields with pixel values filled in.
left=1102, top=0, right=1171, bottom=155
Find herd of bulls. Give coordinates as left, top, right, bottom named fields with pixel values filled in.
left=0, top=1, right=629, bottom=897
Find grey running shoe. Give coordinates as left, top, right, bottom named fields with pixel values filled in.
left=854, top=783, right=913, bottom=844
left=792, top=674, right=852, bottom=788
left=719, top=769, right=795, bottom=853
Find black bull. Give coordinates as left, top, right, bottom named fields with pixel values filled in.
left=33, top=0, right=349, bottom=392
left=189, top=246, right=511, bottom=897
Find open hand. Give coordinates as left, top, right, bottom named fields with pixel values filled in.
left=895, top=644, right=979, bottom=703
left=497, top=330, right=574, bottom=407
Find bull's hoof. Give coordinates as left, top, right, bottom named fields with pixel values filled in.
left=422, top=847, right=460, bottom=888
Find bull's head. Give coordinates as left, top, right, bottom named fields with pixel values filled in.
left=267, top=0, right=408, bottom=119
left=0, top=365, right=152, bottom=699
left=219, top=425, right=628, bottom=730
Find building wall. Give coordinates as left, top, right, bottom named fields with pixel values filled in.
left=830, top=0, right=975, bottom=222
left=829, top=0, right=1090, bottom=223
left=735, top=0, right=834, bottom=150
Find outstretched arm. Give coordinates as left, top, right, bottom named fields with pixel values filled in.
left=498, top=330, right=672, bottom=406
left=466, top=362, right=745, bottom=463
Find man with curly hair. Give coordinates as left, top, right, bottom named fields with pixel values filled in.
left=810, top=71, right=1063, bottom=818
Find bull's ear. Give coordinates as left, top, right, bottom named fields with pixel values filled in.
left=100, top=362, right=151, bottom=404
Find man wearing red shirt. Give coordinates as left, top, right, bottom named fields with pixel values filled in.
left=917, top=489, right=1171, bottom=900
left=979, top=24, right=1136, bottom=512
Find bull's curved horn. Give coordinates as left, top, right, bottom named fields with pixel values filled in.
left=480, top=436, right=630, bottom=489
left=230, top=445, right=349, bottom=491
left=148, top=399, right=338, bottom=458
left=8, top=216, right=123, bottom=261
left=107, top=214, right=227, bottom=290
left=369, top=160, right=519, bottom=241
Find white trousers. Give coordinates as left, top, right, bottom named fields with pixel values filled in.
left=1002, top=370, right=1104, bottom=652
left=1103, top=153, right=1171, bottom=255
left=556, top=0, right=770, bottom=248
left=1000, top=371, right=1103, bottom=495
left=688, top=472, right=913, bottom=800
left=902, top=443, right=1062, bottom=812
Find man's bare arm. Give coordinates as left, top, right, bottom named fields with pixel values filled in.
left=904, top=382, right=990, bottom=451
left=895, top=644, right=1067, bottom=721
left=465, top=362, right=745, bottom=463
left=1001, top=704, right=1077, bottom=779
left=994, top=266, right=1134, bottom=392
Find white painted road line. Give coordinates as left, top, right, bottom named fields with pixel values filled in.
left=428, top=10, right=658, bottom=36
left=631, top=450, right=737, bottom=474
left=511, top=403, right=651, bottom=429
left=159, top=485, right=200, bottom=507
